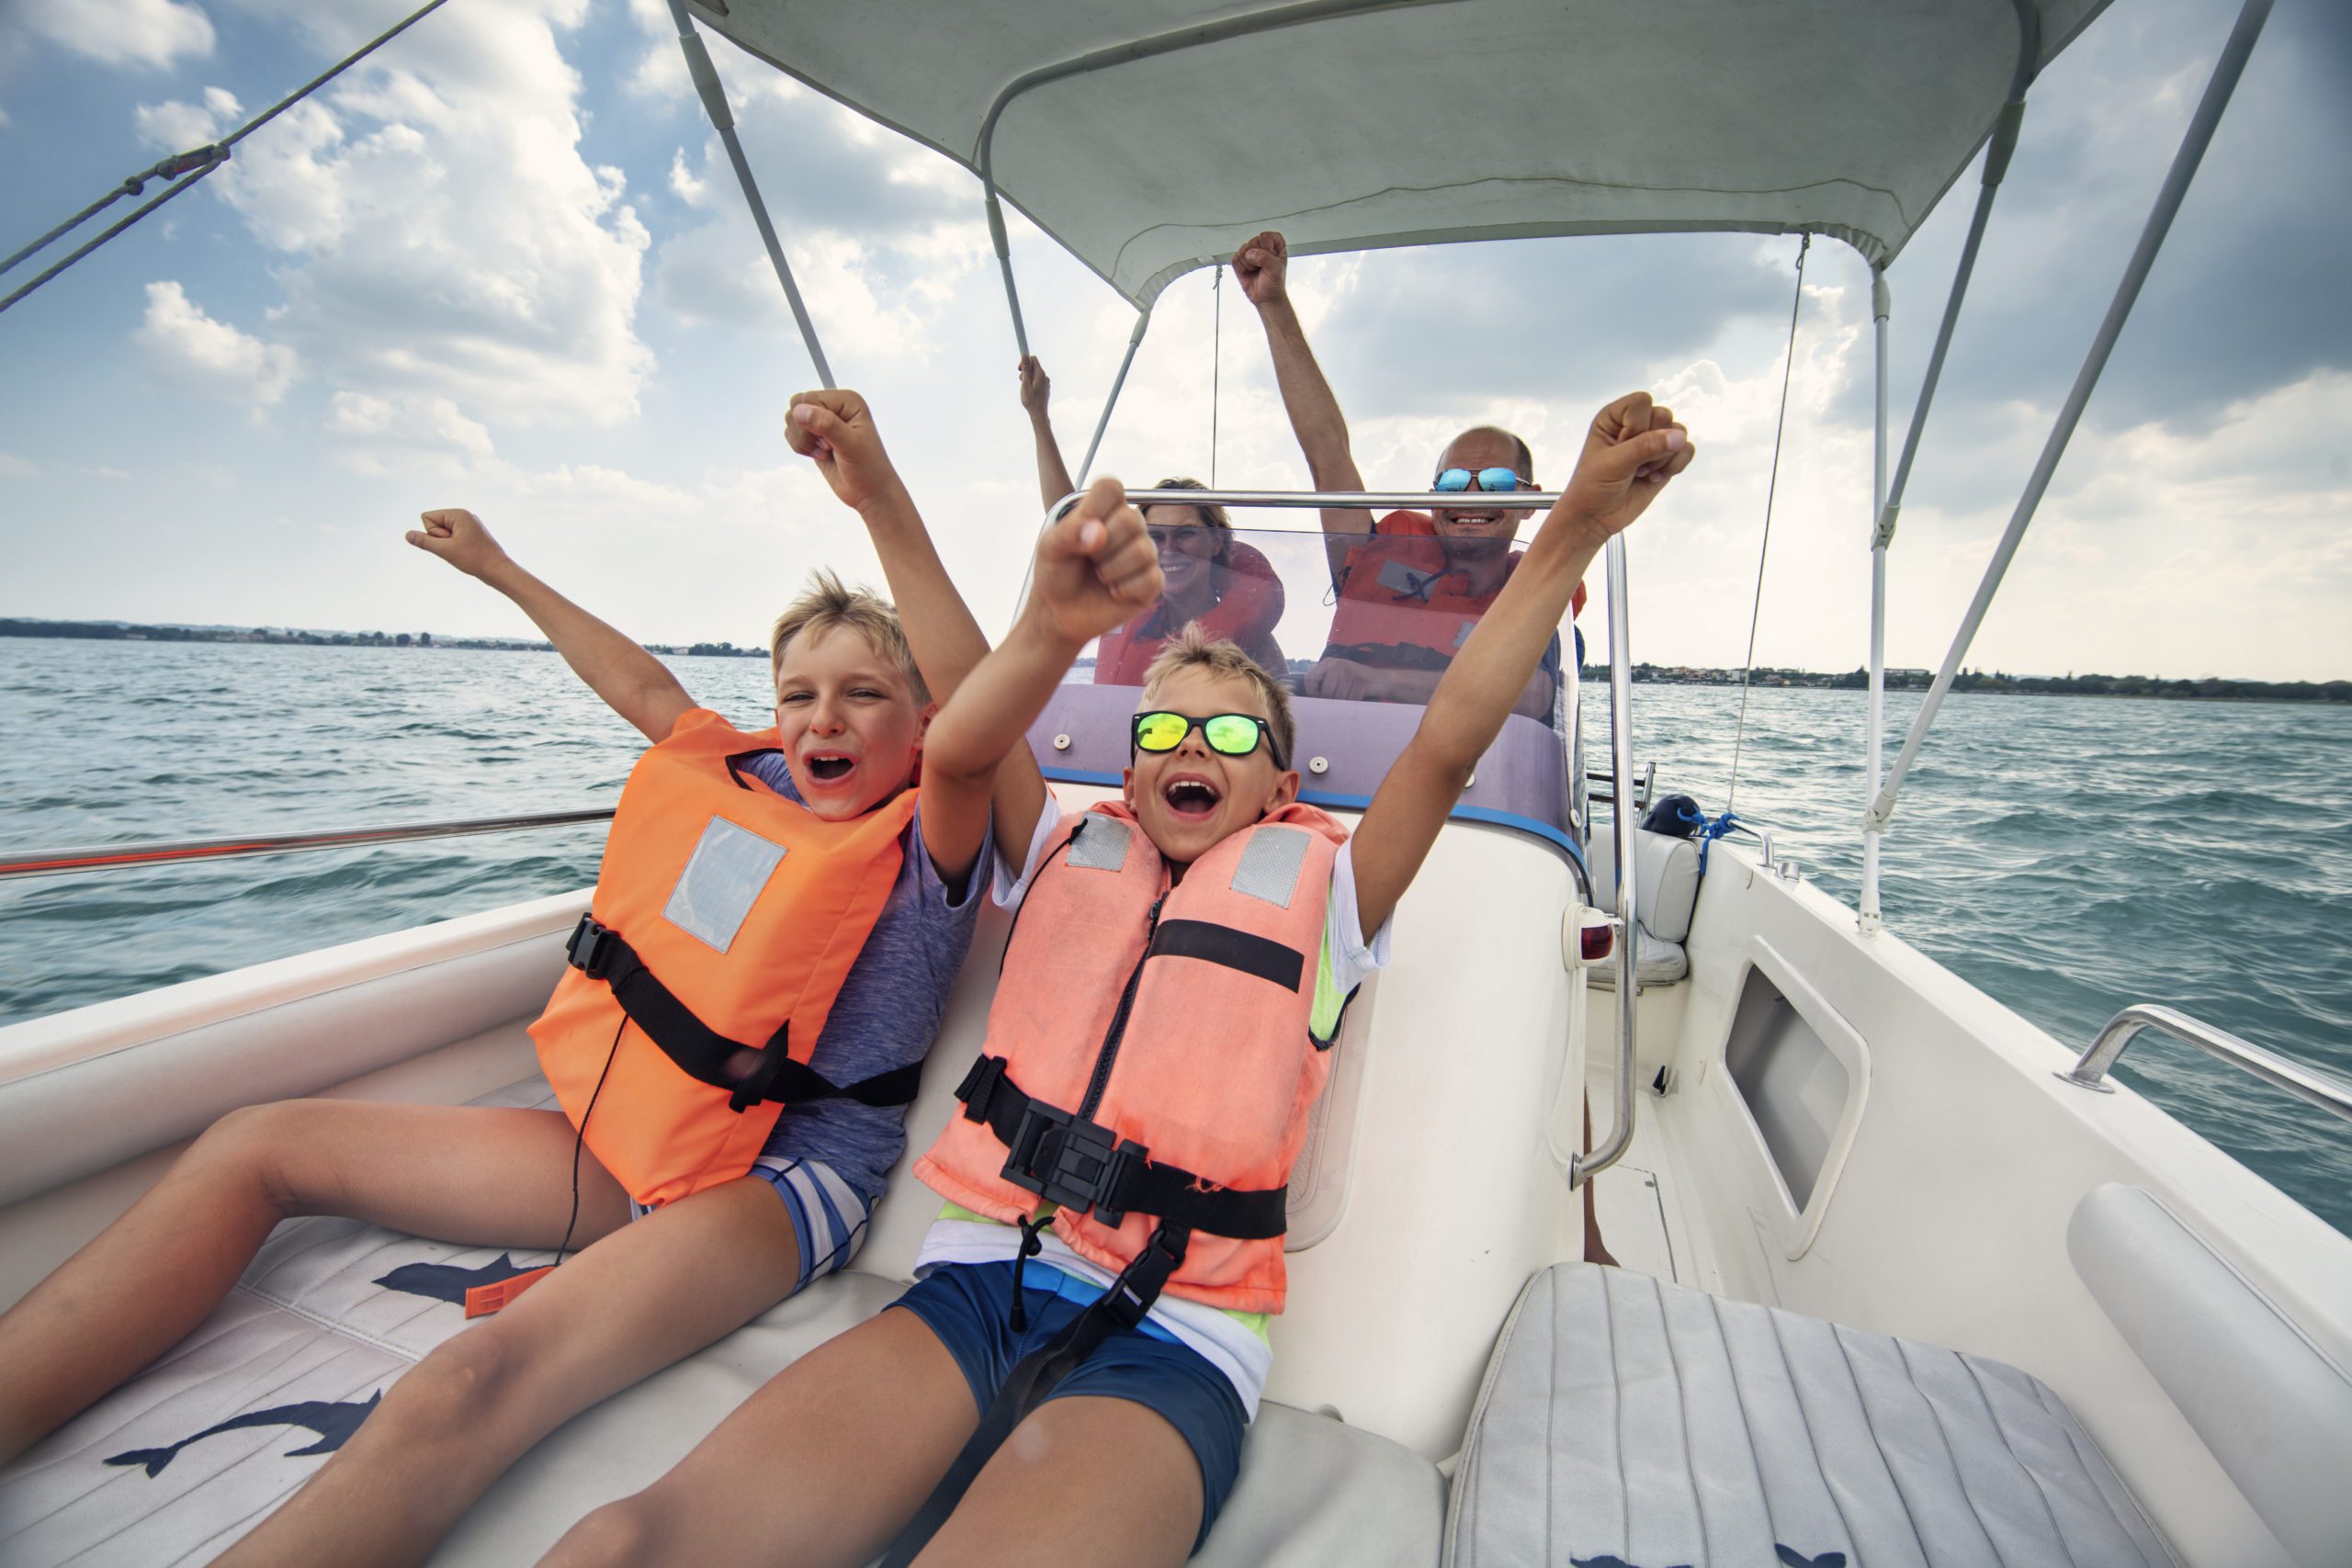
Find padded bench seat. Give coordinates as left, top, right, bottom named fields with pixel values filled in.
left=1445, top=1263, right=2178, bottom=1568
left=0, top=1077, right=1442, bottom=1567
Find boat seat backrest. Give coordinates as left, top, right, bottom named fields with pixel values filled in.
left=1586, top=826, right=1701, bottom=942
left=2068, top=1182, right=2352, bottom=1568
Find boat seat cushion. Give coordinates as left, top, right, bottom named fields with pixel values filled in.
left=1587, top=826, right=1702, bottom=943
left=0, top=1077, right=1442, bottom=1567
left=1445, top=1262, right=2179, bottom=1568
left=1589, top=924, right=1690, bottom=990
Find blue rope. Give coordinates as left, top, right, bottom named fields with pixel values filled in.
left=1691, top=809, right=1744, bottom=876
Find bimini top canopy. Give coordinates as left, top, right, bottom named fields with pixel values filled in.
left=690, top=0, right=2108, bottom=304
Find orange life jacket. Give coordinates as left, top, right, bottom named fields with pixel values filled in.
left=1326, top=511, right=1583, bottom=670
left=1092, top=536, right=1287, bottom=685
left=529, top=708, right=919, bottom=1210
left=916, top=800, right=1345, bottom=1314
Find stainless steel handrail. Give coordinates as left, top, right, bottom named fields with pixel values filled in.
left=2055, top=1003, right=2352, bottom=1125
left=1572, top=532, right=1638, bottom=1187
left=1051, top=486, right=1568, bottom=517
left=0, top=809, right=616, bottom=882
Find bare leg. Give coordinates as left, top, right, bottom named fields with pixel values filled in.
left=539, top=1306, right=978, bottom=1568
left=1581, top=1095, right=1618, bottom=1267
left=0, top=1099, right=628, bottom=1464
left=915, top=1395, right=1202, bottom=1568
left=215, top=1173, right=801, bottom=1568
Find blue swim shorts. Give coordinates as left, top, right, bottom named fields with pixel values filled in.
left=892, top=1258, right=1247, bottom=1549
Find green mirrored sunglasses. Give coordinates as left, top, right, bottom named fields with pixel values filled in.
left=1131, top=710, right=1284, bottom=769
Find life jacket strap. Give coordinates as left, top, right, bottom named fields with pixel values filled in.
left=879, top=1223, right=1193, bottom=1568
left=954, top=1055, right=1287, bottom=1240
left=564, top=915, right=920, bottom=1111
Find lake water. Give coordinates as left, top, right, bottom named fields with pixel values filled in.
left=2, top=637, right=2346, bottom=1234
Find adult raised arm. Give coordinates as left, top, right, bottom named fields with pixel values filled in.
left=1232, top=231, right=1373, bottom=584
left=1018, top=355, right=1079, bottom=516
left=1350, top=393, right=1693, bottom=940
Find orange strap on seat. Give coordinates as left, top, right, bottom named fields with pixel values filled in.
left=463, top=1265, right=555, bottom=1318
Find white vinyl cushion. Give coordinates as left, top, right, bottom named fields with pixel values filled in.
left=1445, top=1263, right=2178, bottom=1568
left=0, top=1076, right=1442, bottom=1567
left=1588, top=828, right=1703, bottom=945
left=2069, top=1183, right=2352, bottom=1568
left=1589, top=925, right=1690, bottom=991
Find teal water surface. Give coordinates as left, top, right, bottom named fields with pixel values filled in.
left=2, top=637, right=2346, bottom=1234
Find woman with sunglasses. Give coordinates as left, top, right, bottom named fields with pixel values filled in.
left=1019, top=356, right=1286, bottom=685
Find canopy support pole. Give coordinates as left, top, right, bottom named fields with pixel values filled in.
left=1861, top=265, right=1890, bottom=932
left=1867, top=0, right=2272, bottom=840
left=984, top=190, right=1032, bottom=361
left=666, top=0, right=835, bottom=388
left=1077, top=308, right=1153, bottom=484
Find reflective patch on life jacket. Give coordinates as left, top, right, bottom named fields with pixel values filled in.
left=1230, top=824, right=1310, bottom=908
left=1065, top=816, right=1133, bottom=872
left=661, top=817, right=787, bottom=953
left=1374, top=555, right=1452, bottom=601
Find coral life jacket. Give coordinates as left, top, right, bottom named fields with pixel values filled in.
left=530, top=709, right=919, bottom=1210
left=1092, top=536, right=1287, bottom=685
left=916, top=800, right=1346, bottom=1314
left=1325, top=511, right=1583, bottom=671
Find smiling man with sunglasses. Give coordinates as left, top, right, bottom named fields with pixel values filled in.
left=1232, top=231, right=1589, bottom=716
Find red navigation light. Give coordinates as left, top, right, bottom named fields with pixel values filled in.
left=1580, top=916, right=1615, bottom=964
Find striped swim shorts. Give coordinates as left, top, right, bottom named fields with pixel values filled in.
left=628, top=1155, right=874, bottom=1292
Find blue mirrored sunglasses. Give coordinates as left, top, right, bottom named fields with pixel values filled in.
left=1432, top=466, right=1529, bottom=494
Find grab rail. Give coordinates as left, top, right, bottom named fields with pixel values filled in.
left=0, top=809, right=616, bottom=882
left=2056, top=1003, right=2352, bottom=1125
left=1572, top=532, right=1638, bottom=1187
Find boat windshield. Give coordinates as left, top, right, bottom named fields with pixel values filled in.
left=1021, top=519, right=1585, bottom=864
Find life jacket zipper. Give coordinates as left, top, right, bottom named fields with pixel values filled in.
left=1078, top=892, right=1165, bottom=1121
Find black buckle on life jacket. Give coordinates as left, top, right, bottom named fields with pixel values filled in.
left=955, top=1053, right=1011, bottom=1122
left=1102, top=1223, right=1191, bottom=1331
left=1001, top=1100, right=1148, bottom=1230
left=566, top=914, right=619, bottom=980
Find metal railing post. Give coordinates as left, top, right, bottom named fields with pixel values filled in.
left=1571, top=533, right=1638, bottom=1188
left=1869, top=0, right=2274, bottom=839
left=1861, top=265, right=1891, bottom=932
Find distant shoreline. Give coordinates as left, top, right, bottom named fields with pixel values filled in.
left=0, top=616, right=764, bottom=660
left=5, top=618, right=2344, bottom=703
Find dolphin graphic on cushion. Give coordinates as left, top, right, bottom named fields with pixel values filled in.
left=373, top=1251, right=545, bottom=1304
left=104, top=1391, right=381, bottom=1476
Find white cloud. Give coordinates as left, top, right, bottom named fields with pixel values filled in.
left=327, top=391, right=494, bottom=458
left=23, top=0, right=215, bottom=71
left=130, top=0, right=654, bottom=432
left=0, top=453, right=41, bottom=479
left=134, top=281, right=300, bottom=405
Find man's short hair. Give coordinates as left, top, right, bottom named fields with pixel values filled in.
left=1449, top=425, right=1535, bottom=481
left=1140, top=622, right=1295, bottom=767
left=768, top=569, right=931, bottom=705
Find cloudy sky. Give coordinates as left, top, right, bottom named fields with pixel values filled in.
left=1, top=0, right=2346, bottom=682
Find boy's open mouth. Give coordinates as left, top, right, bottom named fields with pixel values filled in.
left=805, top=752, right=855, bottom=784
left=1161, top=774, right=1222, bottom=819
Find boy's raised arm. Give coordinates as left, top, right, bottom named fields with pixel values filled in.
left=922, top=479, right=1162, bottom=823
left=784, top=389, right=1057, bottom=863
left=1350, top=393, right=1694, bottom=940
left=407, top=510, right=694, bottom=744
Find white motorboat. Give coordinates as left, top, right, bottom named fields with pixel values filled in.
left=3, top=3, right=2346, bottom=1564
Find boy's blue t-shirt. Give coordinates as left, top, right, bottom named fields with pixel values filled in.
left=735, top=747, right=986, bottom=1205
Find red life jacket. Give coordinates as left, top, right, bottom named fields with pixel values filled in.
left=1325, top=511, right=1584, bottom=671
left=916, top=800, right=1345, bottom=1314
left=1092, top=536, right=1287, bottom=684
left=530, top=708, right=918, bottom=1210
